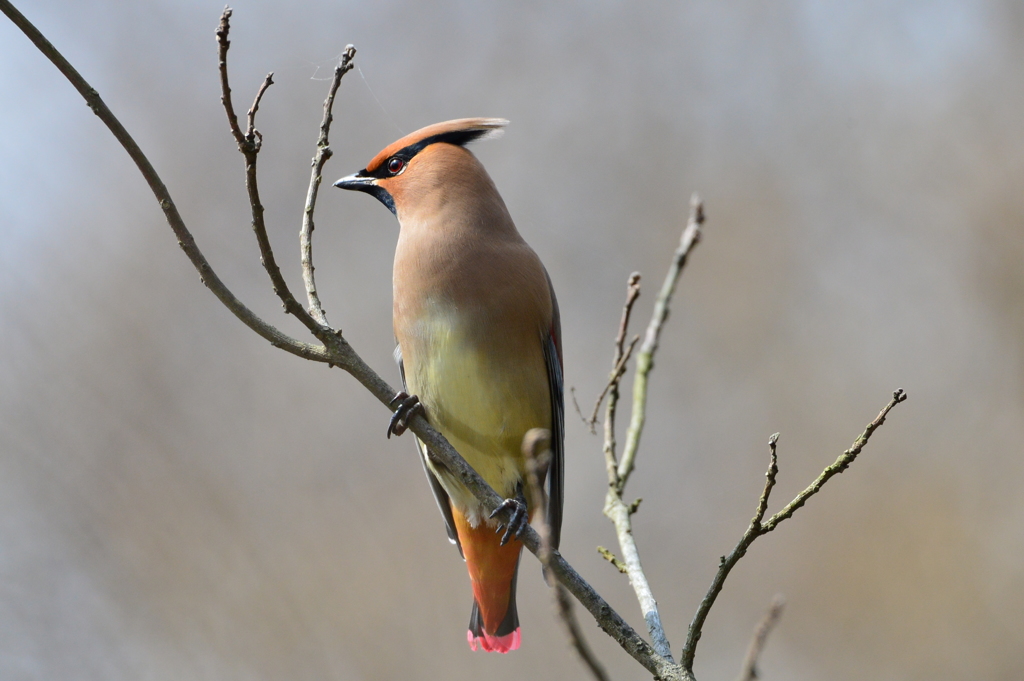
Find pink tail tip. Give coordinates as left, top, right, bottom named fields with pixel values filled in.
left=467, top=627, right=521, bottom=653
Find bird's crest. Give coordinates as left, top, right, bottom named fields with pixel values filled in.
left=364, top=118, right=508, bottom=175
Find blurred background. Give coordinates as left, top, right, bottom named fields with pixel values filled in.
left=2, top=1, right=1023, bottom=679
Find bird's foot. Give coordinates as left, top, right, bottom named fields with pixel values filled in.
left=387, top=391, right=423, bottom=439
left=489, top=490, right=528, bottom=546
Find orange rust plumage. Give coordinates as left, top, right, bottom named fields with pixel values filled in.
left=452, top=508, right=523, bottom=652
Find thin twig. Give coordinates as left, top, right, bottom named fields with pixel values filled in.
left=588, top=335, right=639, bottom=431
left=597, top=546, right=628, bottom=573
left=753, top=433, right=780, bottom=527
left=551, top=585, right=611, bottom=680
left=587, top=272, right=642, bottom=432
left=735, top=595, right=785, bottom=681
left=1, top=0, right=325, bottom=363
left=301, top=46, right=356, bottom=325
left=761, top=390, right=907, bottom=533
left=523, top=430, right=610, bottom=681
left=246, top=72, right=274, bottom=142
left=600, top=342, right=633, bottom=483
left=216, top=9, right=245, bottom=147
left=601, top=273, right=642, bottom=487
left=614, top=274, right=643, bottom=359
left=600, top=274, right=674, bottom=661
left=618, top=195, right=704, bottom=489
left=680, top=390, right=908, bottom=671
left=217, top=11, right=329, bottom=337
left=570, top=387, right=589, bottom=425
left=678, top=433, right=793, bottom=671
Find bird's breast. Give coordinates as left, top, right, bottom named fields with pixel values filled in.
left=390, top=203, right=554, bottom=522
left=396, top=296, right=550, bottom=523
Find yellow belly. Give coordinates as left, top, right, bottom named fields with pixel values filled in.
left=402, top=304, right=550, bottom=527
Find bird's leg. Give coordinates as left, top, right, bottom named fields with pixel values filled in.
left=490, top=484, right=528, bottom=546
left=387, top=391, right=424, bottom=439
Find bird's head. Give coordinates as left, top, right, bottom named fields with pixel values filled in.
left=334, top=118, right=508, bottom=215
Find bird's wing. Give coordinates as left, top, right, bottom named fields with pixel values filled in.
left=543, top=270, right=565, bottom=550
left=395, top=343, right=463, bottom=556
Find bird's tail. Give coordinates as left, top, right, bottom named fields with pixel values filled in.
left=453, top=508, right=523, bottom=652
left=467, top=585, right=520, bottom=653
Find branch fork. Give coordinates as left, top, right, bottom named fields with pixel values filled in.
left=585, top=194, right=907, bottom=678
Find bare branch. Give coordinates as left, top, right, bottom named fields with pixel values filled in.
left=216, top=13, right=331, bottom=339
left=246, top=72, right=274, bottom=142
left=678, top=432, right=792, bottom=672
left=551, top=584, right=611, bottom=681
left=602, top=392, right=621, bottom=490
left=735, top=595, right=785, bottom=681
left=615, top=274, right=644, bottom=357
left=589, top=199, right=705, bottom=665
left=1, top=0, right=326, bottom=363
left=761, top=389, right=908, bottom=533
left=680, top=390, right=908, bottom=671
left=523, top=430, right=610, bottom=681
left=600, top=273, right=642, bottom=488
left=570, top=387, right=589, bottom=425
left=301, top=46, right=356, bottom=326
left=753, top=433, right=780, bottom=528
left=216, top=9, right=245, bottom=147
left=587, top=272, right=642, bottom=432
left=599, top=274, right=674, bottom=662
left=588, top=335, right=639, bottom=431
left=604, top=494, right=674, bottom=662
left=618, top=195, right=704, bottom=488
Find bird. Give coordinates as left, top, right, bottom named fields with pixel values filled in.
left=334, top=118, right=563, bottom=653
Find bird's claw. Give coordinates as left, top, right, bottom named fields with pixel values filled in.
left=490, top=496, right=528, bottom=546
left=387, top=391, right=423, bottom=439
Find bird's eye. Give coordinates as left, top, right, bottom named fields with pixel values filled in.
left=387, top=157, right=405, bottom=174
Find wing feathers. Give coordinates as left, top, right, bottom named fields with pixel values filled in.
left=542, top=268, right=565, bottom=550
left=397, top=344, right=463, bottom=555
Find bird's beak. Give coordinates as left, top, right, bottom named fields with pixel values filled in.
left=334, top=172, right=397, bottom=215
left=333, top=173, right=377, bottom=191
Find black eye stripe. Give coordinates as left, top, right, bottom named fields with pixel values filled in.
left=365, top=127, right=497, bottom=179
